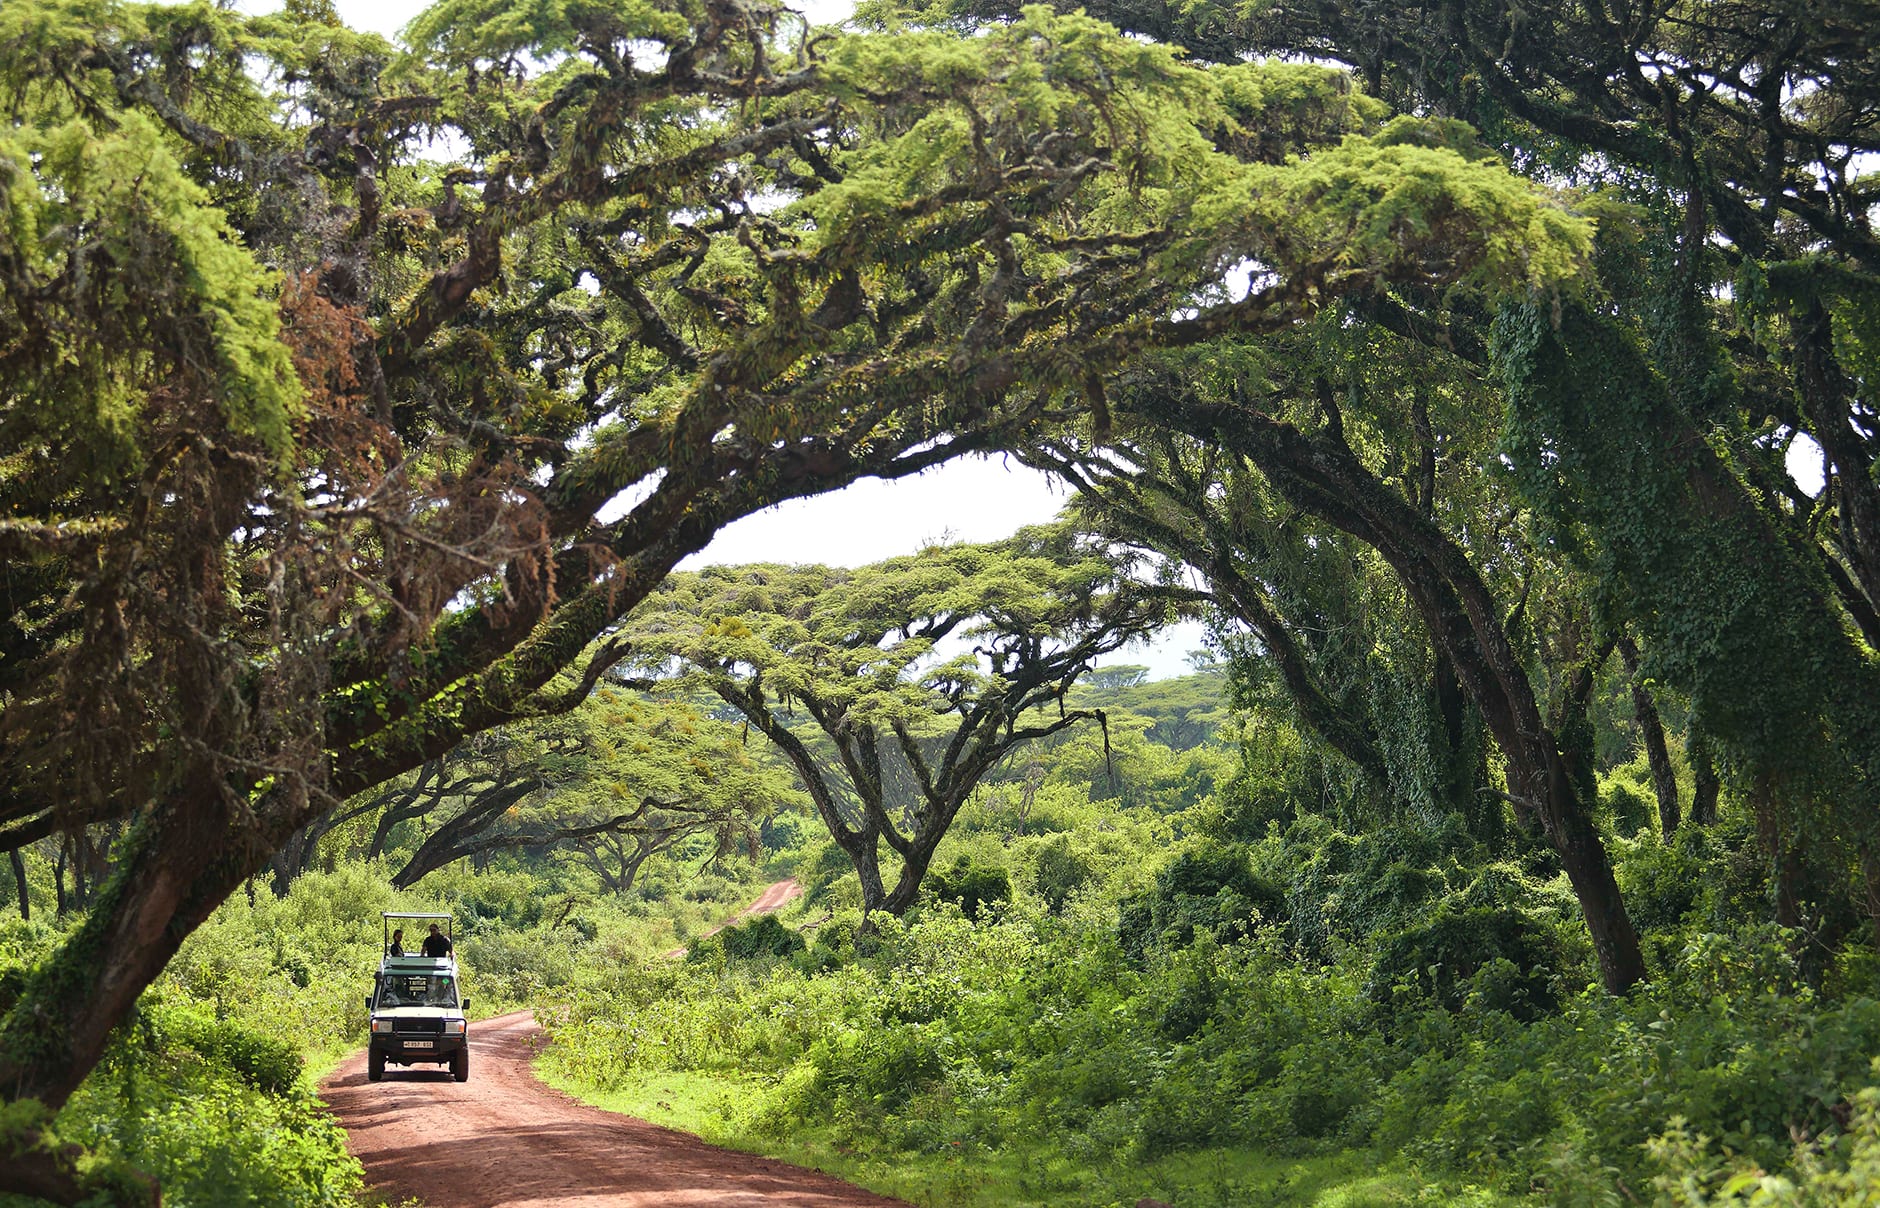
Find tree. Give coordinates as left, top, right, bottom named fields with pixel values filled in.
left=1030, top=310, right=1650, bottom=992
left=924, top=0, right=1880, bottom=951
left=623, top=526, right=1180, bottom=916
left=356, top=690, right=799, bottom=891
left=1071, top=669, right=1232, bottom=753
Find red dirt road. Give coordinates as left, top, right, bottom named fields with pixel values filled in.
left=664, top=878, right=805, bottom=957
left=321, top=1009, right=910, bottom=1208
left=733, top=878, right=804, bottom=921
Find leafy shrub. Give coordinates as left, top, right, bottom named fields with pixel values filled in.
left=1366, top=902, right=1558, bottom=1021
left=45, top=995, right=363, bottom=1208
left=1273, top=817, right=1476, bottom=957
left=1031, top=834, right=1094, bottom=914
left=927, top=855, right=1012, bottom=922
left=1603, top=779, right=1654, bottom=838
left=1649, top=1062, right=1880, bottom=1205
left=1118, top=840, right=1284, bottom=960
left=703, top=913, right=806, bottom=961
left=162, top=1006, right=303, bottom=1096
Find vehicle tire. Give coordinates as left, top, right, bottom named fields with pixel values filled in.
left=368, top=1049, right=385, bottom=1082
left=451, top=1045, right=469, bottom=1083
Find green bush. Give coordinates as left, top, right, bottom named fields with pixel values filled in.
left=1649, top=1062, right=1880, bottom=1205
left=1273, top=817, right=1478, bottom=958
left=1031, top=834, right=1094, bottom=914
left=928, top=855, right=1013, bottom=922
left=695, top=913, right=806, bottom=961
left=162, top=1006, right=303, bottom=1096
left=31, top=996, right=364, bottom=1208
left=1366, top=902, right=1559, bottom=1021
left=1118, top=840, right=1285, bottom=960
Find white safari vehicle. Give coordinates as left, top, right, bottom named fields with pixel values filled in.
left=366, top=911, right=470, bottom=1082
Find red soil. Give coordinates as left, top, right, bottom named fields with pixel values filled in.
left=320, top=1009, right=909, bottom=1208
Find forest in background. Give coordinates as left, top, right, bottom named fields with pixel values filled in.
left=2, top=0, right=1878, bottom=1201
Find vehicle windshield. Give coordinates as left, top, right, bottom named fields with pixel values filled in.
left=377, top=973, right=459, bottom=1009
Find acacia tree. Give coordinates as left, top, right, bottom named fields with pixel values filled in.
left=923, top=0, right=1880, bottom=953
left=359, top=691, right=798, bottom=890
left=0, top=0, right=1604, bottom=1192
left=1027, top=304, right=1657, bottom=991
left=623, top=527, right=1181, bottom=915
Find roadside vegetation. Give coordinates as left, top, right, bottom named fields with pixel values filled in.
left=12, top=665, right=1880, bottom=1206
left=527, top=669, right=1880, bottom=1207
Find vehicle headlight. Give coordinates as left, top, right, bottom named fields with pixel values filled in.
left=370, top=1019, right=393, bottom=1033
left=444, top=1019, right=466, bottom=1035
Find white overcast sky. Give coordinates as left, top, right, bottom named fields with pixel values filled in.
left=285, top=0, right=1830, bottom=680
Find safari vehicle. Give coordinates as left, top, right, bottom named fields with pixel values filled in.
left=366, top=911, right=471, bottom=1082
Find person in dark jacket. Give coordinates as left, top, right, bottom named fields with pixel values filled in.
left=388, top=928, right=405, bottom=956
left=421, top=923, right=453, bottom=958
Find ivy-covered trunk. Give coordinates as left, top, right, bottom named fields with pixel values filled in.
left=0, top=809, right=243, bottom=1110
left=1143, top=390, right=1647, bottom=993
left=0, top=779, right=302, bottom=1204
left=1620, top=638, right=1681, bottom=840
left=1498, top=301, right=1880, bottom=945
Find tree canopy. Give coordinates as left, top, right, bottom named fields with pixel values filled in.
left=621, top=524, right=1181, bottom=914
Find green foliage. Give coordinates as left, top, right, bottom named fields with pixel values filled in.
left=1366, top=902, right=1559, bottom=1022
left=0, top=111, right=301, bottom=465
left=1031, top=835, right=1095, bottom=914
left=161, top=1009, right=303, bottom=1097
left=1497, top=300, right=1880, bottom=886
left=691, top=914, right=807, bottom=963
left=1117, top=839, right=1285, bottom=961
left=1650, top=1062, right=1880, bottom=1206
left=927, top=856, right=1013, bottom=922
left=1266, top=816, right=1488, bottom=958
left=0, top=928, right=362, bottom=1208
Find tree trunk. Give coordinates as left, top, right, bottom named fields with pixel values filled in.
left=0, top=791, right=259, bottom=1109
left=1689, top=722, right=1721, bottom=826
left=1796, top=301, right=1880, bottom=615
left=1751, top=779, right=1803, bottom=931
left=1149, top=391, right=1646, bottom=993
left=8, top=849, right=26, bottom=922
left=1551, top=625, right=1612, bottom=813
left=1619, top=638, right=1680, bottom=841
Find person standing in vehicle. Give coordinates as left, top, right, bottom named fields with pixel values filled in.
left=388, top=928, right=405, bottom=956
left=422, top=923, right=453, bottom=958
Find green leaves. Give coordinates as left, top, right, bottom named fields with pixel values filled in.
left=404, top=0, right=691, bottom=67
left=1, top=112, right=300, bottom=473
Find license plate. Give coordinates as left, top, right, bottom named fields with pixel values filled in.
left=403, top=1040, right=433, bottom=1049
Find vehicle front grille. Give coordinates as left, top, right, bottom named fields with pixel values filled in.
left=392, top=1017, right=444, bottom=1035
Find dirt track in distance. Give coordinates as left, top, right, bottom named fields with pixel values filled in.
left=664, top=877, right=804, bottom=957
left=321, top=880, right=896, bottom=1208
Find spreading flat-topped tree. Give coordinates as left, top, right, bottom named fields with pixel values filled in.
left=912, top=0, right=1880, bottom=957
left=305, top=691, right=794, bottom=891
left=623, top=525, right=1182, bottom=915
